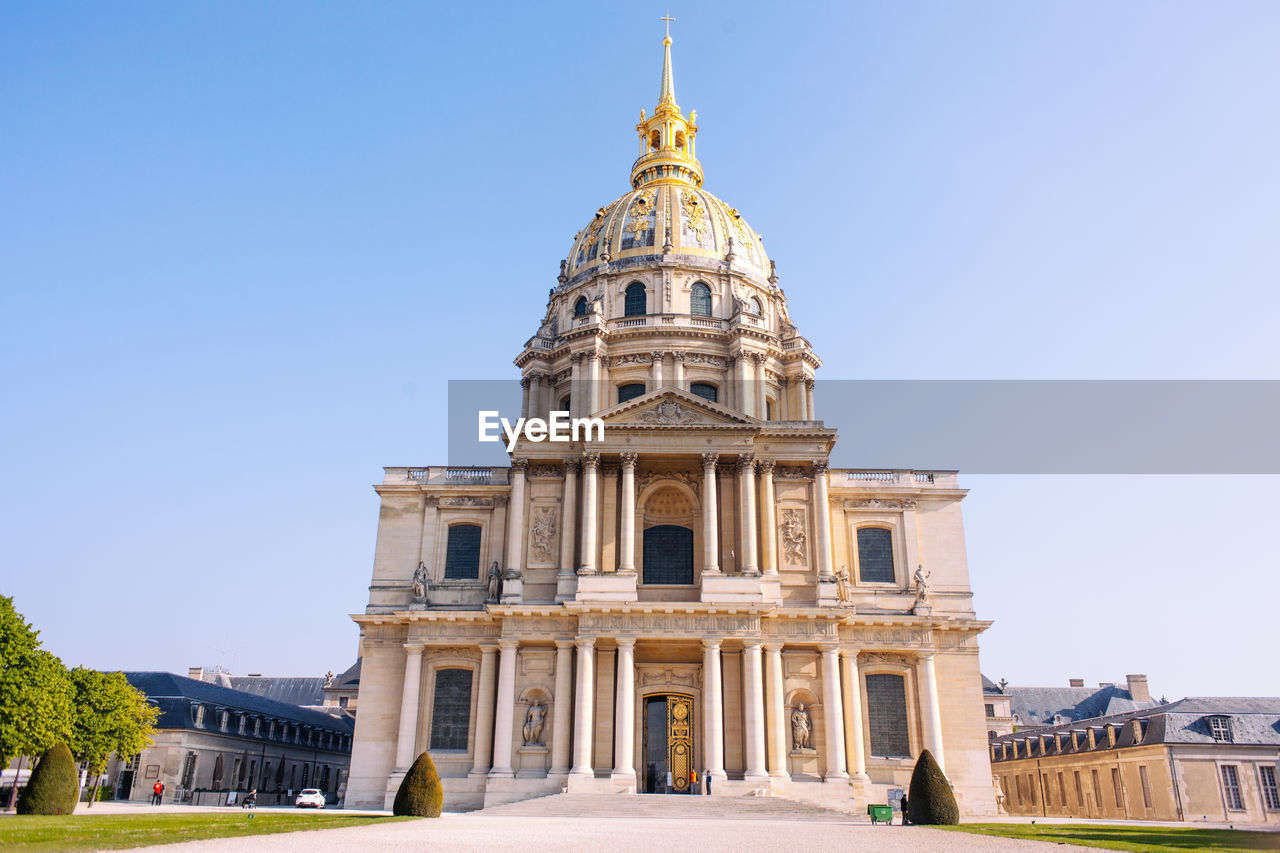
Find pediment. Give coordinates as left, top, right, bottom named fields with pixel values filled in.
left=599, top=388, right=757, bottom=427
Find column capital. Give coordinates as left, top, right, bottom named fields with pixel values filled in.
left=511, top=458, right=530, bottom=473
left=554, top=638, right=575, bottom=650
left=574, top=635, right=596, bottom=649
left=520, top=376, right=532, bottom=389
left=762, top=641, right=784, bottom=653
left=671, top=350, right=685, bottom=363
left=498, top=638, right=520, bottom=650
left=839, top=646, right=860, bottom=661
left=916, top=650, right=936, bottom=663
left=742, top=639, right=763, bottom=651
left=563, top=458, right=580, bottom=473
left=581, top=452, right=601, bottom=469
left=615, top=636, right=637, bottom=649
left=700, top=638, right=722, bottom=651
left=619, top=452, right=638, bottom=469
left=811, top=460, right=829, bottom=475
left=423, top=495, right=440, bottom=507
left=751, top=351, right=768, bottom=364
left=650, top=350, right=665, bottom=362
left=701, top=452, right=719, bottom=470
left=756, top=459, right=775, bottom=475
left=404, top=642, right=425, bottom=655
left=804, top=377, right=816, bottom=390
left=820, top=643, right=841, bottom=656
left=493, top=494, right=509, bottom=507
left=478, top=642, right=500, bottom=654
left=587, top=349, right=602, bottom=362
left=736, top=453, right=756, bottom=473
left=570, top=351, right=585, bottom=364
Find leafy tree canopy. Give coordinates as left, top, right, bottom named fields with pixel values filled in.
left=70, top=667, right=158, bottom=776
left=0, top=597, right=74, bottom=766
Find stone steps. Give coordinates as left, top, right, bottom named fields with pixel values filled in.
left=475, top=792, right=870, bottom=822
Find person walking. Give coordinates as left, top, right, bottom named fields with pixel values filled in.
left=900, top=794, right=910, bottom=825
left=151, top=781, right=164, bottom=806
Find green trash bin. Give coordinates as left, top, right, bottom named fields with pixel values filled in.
left=868, top=804, right=894, bottom=825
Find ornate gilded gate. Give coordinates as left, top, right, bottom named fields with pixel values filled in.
left=643, top=693, right=694, bottom=793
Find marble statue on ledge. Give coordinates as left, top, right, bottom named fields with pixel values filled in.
left=486, top=561, right=503, bottom=603
left=411, top=561, right=429, bottom=608
left=791, top=704, right=813, bottom=751
left=522, top=702, right=546, bottom=747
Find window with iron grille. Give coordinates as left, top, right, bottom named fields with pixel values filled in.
left=624, top=282, right=646, bottom=317
left=1260, top=765, right=1280, bottom=810
left=1221, top=765, right=1244, bottom=810
left=856, top=527, right=895, bottom=583
left=690, top=382, right=717, bottom=403
left=865, top=673, right=910, bottom=758
left=444, top=524, right=482, bottom=580
left=429, top=668, right=473, bottom=750
left=618, top=383, right=646, bottom=404
left=985, top=703, right=995, bottom=718
left=691, top=282, right=711, bottom=316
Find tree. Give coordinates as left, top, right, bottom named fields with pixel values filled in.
left=69, top=667, right=158, bottom=806
left=907, top=748, right=959, bottom=825
left=0, top=597, right=74, bottom=810
left=392, top=751, right=443, bottom=817
left=16, top=742, right=79, bottom=815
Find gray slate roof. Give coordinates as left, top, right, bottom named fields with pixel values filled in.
left=125, top=672, right=354, bottom=736
left=1007, top=684, right=1158, bottom=726
left=219, top=675, right=327, bottom=707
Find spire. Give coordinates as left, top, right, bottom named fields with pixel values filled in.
left=659, top=16, right=677, bottom=107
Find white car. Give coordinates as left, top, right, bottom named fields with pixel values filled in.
left=295, top=789, right=326, bottom=808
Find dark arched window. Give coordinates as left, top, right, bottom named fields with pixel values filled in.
left=690, top=383, right=718, bottom=403
left=618, top=383, right=646, bottom=404
left=866, top=673, right=910, bottom=758
left=856, top=527, right=895, bottom=583
left=643, top=525, right=694, bottom=585
left=691, top=282, right=711, bottom=316
left=624, top=282, right=646, bottom=317
left=444, top=524, right=482, bottom=579
left=573, top=296, right=588, bottom=317
left=751, top=296, right=764, bottom=316
left=429, top=668, right=473, bottom=750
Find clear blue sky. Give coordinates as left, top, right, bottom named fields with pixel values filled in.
left=2, top=2, right=1277, bottom=698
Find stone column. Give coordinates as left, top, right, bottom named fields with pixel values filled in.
left=505, top=458, right=528, bottom=575
left=672, top=351, right=685, bottom=390
left=394, top=644, right=424, bottom=769
left=725, top=355, right=738, bottom=411
left=550, top=640, right=574, bottom=775
left=579, top=453, right=600, bottom=575
left=618, top=452, right=638, bottom=575
left=764, top=643, right=787, bottom=779
left=650, top=351, right=664, bottom=390
left=738, top=454, right=759, bottom=575
left=738, top=354, right=752, bottom=417
left=812, top=461, right=833, bottom=580
left=569, top=353, right=583, bottom=419
left=820, top=645, right=849, bottom=781
left=520, top=376, right=532, bottom=420
left=840, top=649, right=869, bottom=782
left=530, top=374, right=543, bottom=420
left=570, top=637, right=596, bottom=780
left=611, top=637, right=636, bottom=785
left=758, top=461, right=777, bottom=576
left=489, top=639, right=519, bottom=778
left=469, top=644, right=498, bottom=777
left=754, top=353, right=767, bottom=420
left=588, top=350, right=602, bottom=414
left=805, top=377, right=816, bottom=420
left=917, top=652, right=946, bottom=774
left=702, top=639, right=726, bottom=781
left=701, top=453, right=719, bottom=574
left=559, top=461, right=578, bottom=576
left=742, top=641, right=768, bottom=784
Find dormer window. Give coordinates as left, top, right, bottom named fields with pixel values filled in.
left=1207, top=715, right=1234, bottom=742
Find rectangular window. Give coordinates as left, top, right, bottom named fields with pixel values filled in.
left=1074, top=771, right=1084, bottom=807
left=1221, top=765, right=1244, bottom=811
left=1092, top=769, right=1102, bottom=806
left=1208, top=716, right=1234, bottom=742
left=1029, top=774, right=1038, bottom=806
left=1139, top=765, right=1153, bottom=809
left=1043, top=774, right=1052, bottom=806
left=429, top=668, right=474, bottom=751
left=864, top=673, right=910, bottom=758
left=1058, top=772, right=1067, bottom=807
left=856, top=527, right=895, bottom=583
left=985, top=703, right=995, bottom=718
left=1015, top=775, right=1025, bottom=805
left=1260, top=765, right=1280, bottom=810
left=1112, top=767, right=1125, bottom=808
left=444, top=524, right=483, bottom=580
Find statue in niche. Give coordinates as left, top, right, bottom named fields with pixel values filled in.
left=411, top=562, right=429, bottom=603
left=522, top=702, right=546, bottom=746
left=791, top=704, right=813, bottom=751
left=486, top=561, right=503, bottom=602
left=836, top=564, right=854, bottom=605
left=914, top=564, right=930, bottom=603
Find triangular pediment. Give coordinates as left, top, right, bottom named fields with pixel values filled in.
left=599, top=388, right=757, bottom=427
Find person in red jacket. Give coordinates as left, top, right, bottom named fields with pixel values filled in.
left=151, top=780, right=164, bottom=805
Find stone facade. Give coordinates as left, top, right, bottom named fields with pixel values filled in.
left=345, top=33, right=995, bottom=815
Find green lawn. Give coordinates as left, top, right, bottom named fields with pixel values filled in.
left=0, top=813, right=414, bottom=853
left=940, top=823, right=1280, bottom=852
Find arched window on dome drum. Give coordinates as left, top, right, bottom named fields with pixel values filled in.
left=617, top=383, right=646, bottom=404
left=573, top=296, right=588, bottom=317
left=690, top=383, right=718, bottom=403
left=624, top=282, right=647, bottom=317
left=856, top=527, right=895, bottom=583
left=751, top=296, right=764, bottom=316
left=690, top=282, right=712, bottom=316
left=444, top=524, right=482, bottom=580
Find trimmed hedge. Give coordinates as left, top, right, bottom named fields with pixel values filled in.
left=907, top=748, right=959, bottom=825
left=392, top=751, right=443, bottom=817
left=17, top=742, right=80, bottom=815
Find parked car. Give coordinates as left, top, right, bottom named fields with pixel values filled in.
left=295, top=789, right=326, bottom=808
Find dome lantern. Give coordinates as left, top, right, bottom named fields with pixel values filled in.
left=631, top=28, right=702, bottom=189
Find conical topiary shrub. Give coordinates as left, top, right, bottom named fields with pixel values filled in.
left=17, top=742, right=80, bottom=815
left=907, top=748, right=959, bottom=825
left=392, top=751, right=443, bottom=817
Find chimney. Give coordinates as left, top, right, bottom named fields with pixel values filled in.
left=1126, top=674, right=1150, bottom=702
left=1098, top=682, right=1114, bottom=688
left=1068, top=678, right=1084, bottom=687
left=188, top=667, right=205, bottom=680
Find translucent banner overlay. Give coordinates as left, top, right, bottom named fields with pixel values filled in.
left=447, top=380, right=1280, bottom=474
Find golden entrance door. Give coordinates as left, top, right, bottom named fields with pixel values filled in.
left=642, top=694, right=694, bottom=793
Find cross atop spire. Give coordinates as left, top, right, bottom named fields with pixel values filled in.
left=658, top=16, right=677, bottom=107
left=661, top=13, right=675, bottom=40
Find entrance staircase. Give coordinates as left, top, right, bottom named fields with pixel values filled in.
left=475, top=792, right=871, bottom=823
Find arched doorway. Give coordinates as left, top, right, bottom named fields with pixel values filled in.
left=642, top=693, right=695, bottom=794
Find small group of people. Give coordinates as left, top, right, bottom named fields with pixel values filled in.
left=150, top=781, right=164, bottom=805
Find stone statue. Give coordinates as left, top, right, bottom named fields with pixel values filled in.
left=486, top=561, right=503, bottom=602
left=914, top=564, right=930, bottom=602
left=791, top=704, right=812, bottom=750
left=411, top=562, right=429, bottom=603
left=323, top=670, right=334, bottom=687
left=522, top=702, right=546, bottom=746
left=993, top=774, right=1008, bottom=814
left=836, top=564, right=854, bottom=605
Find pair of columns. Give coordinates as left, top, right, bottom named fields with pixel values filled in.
left=568, top=636, right=638, bottom=784
left=648, top=351, right=686, bottom=391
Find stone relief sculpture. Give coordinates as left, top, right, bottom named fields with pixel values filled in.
left=780, top=509, right=807, bottom=565
left=486, top=561, right=503, bottom=603
left=530, top=506, right=557, bottom=562
left=637, top=400, right=699, bottom=425
left=522, top=702, right=546, bottom=746
left=791, top=704, right=813, bottom=751
left=411, top=561, right=429, bottom=604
